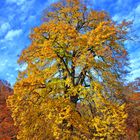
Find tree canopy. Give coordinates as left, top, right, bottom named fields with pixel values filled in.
left=0, top=80, right=17, bottom=139
left=122, top=78, right=140, bottom=140
left=8, top=0, right=131, bottom=139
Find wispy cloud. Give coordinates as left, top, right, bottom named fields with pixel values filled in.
left=0, top=0, right=57, bottom=85
left=110, top=1, right=140, bottom=81
left=6, top=0, right=26, bottom=5
left=4, top=29, right=22, bottom=41
left=0, top=22, right=10, bottom=35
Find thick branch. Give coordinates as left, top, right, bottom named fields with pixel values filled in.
left=57, top=54, right=72, bottom=77
left=71, top=51, right=76, bottom=85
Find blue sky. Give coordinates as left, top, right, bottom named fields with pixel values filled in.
left=0, top=0, right=140, bottom=86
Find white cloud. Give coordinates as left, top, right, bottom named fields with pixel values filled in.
left=4, top=29, right=22, bottom=41
left=135, top=4, right=140, bottom=13
left=0, top=59, right=8, bottom=71
left=112, top=3, right=140, bottom=81
left=130, top=58, right=140, bottom=71
left=0, top=60, right=7, bottom=66
left=129, top=68, right=140, bottom=80
left=112, top=15, right=120, bottom=21
left=6, top=0, right=26, bottom=5
left=0, top=22, right=10, bottom=32
left=130, top=57, right=140, bottom=65
left=113, top=3, right=140, bottom=22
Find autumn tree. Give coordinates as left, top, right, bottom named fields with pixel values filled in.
left=0, top=80, right=17, bottom=140
left=121, top=78, right=140, bottom=140
left=8, top=0, right=130, bottom=139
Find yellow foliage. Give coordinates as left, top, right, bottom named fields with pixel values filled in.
left=7, top=0, right=130, bottom=139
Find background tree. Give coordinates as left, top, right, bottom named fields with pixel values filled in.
left=121, top=78, right=140, bottom=140
left=8, top=0, right=130, bottom=139
left=0, top=80, right=17, bottom=140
